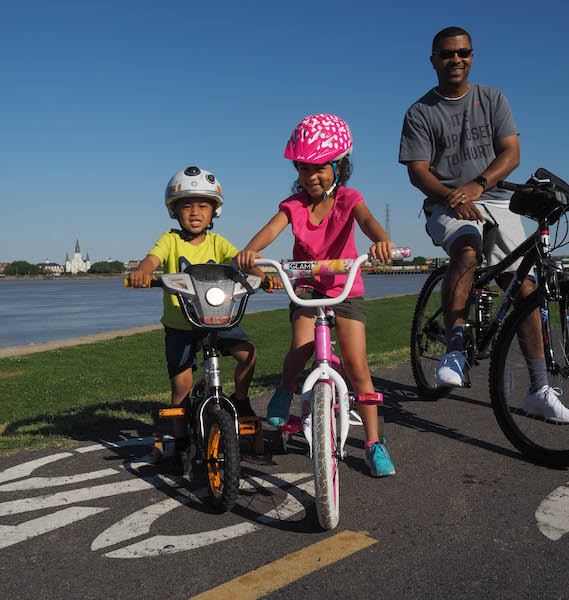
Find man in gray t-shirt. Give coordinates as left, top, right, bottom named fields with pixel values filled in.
left=397, top=27, right=569, bottom=421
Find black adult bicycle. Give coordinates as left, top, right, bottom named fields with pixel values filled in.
left=410, top=168, right=569, bottom=466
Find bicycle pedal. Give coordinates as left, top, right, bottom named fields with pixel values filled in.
left=357, top=392, right=383, bottom=405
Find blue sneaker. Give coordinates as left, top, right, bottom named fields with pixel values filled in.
left=364, top=439, right=395, bottom=477
left=267, top=387, right=293, bottom=427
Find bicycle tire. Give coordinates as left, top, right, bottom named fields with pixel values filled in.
left=410, top=266, right=449, bottom=400
left=204, top=407, right=241, bottom=512
left=490, top=291, right=569, bottom=466
left=312, top=381, right=340, bottom=530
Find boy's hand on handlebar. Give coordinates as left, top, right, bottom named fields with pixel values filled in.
left=235, top=249, right=264, bottom=271
left=261, top=274, right=283, bottom=293
left=128, top=269, right=154, bottom=288
left=370, top=240, right=396, bottom=264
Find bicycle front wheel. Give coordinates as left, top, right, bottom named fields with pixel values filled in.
left=410, top=266, right=448, bottom=400
left=490, top=291, right=569, bottom=466
left=204, top=408, right=241, bottom=512
left=312, top=381, right=340, bottom=530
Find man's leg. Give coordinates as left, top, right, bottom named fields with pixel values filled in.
left=435, top=238, right=480, bottom=387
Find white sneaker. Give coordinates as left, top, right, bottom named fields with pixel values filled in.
left=435, top=351, right=467, bottom=387
left=523, top=386, right=569, bottom=423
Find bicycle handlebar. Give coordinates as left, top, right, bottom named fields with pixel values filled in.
left=255, top=248, right=411, bottom=308
left=498, top=180, right=535, bottom=193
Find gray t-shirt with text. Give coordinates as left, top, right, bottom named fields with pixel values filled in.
left=399, top=83, right=519, bottom=206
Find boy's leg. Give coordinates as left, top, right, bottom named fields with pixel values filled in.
left=170, top=369, right=193, bottom=439
left=227, top=341, right=257, bottom=417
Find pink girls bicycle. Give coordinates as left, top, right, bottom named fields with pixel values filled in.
left=255, top=249, right=410, bottom=530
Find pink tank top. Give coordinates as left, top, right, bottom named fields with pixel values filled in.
left=279, top=186, right=365, bottom=298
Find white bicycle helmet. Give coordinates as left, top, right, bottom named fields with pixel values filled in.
left=165, top=166, right=224, bottom=219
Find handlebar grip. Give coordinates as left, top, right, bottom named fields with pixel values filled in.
left=390, top=247, right=411, bottom=260
left=124, top=277, right=159, bottom=288
left=261, top=277, right=284, bottom=290
left=497, top=180, right=518, bottom=192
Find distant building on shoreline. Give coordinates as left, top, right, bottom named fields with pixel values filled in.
left=38, top=260, right=64, bottom=275
left=65, top=240, right=91, bottom=274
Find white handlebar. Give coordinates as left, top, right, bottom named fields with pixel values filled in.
left=255, top=254, right=367, bottom=308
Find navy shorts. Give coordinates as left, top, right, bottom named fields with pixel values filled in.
left=164, top=326, right=252, bottom=379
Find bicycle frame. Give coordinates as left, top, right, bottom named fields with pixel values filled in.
left=255, top=254, right=371, bottom=458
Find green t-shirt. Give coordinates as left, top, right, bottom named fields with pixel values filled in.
left=149, top=230, right=238, bottom=330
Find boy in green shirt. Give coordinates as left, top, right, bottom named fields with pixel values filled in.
left=129, top=166, right=268, bottom=464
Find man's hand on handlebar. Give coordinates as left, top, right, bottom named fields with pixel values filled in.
left=369, top=240, right=396, bottom=263
left=261, top=274, right=283, bottom=292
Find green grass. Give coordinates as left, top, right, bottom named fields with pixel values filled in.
left=0, top=294, right=417, bottom=453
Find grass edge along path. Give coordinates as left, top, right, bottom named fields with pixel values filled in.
left=0, top=294, right=417, bottom=454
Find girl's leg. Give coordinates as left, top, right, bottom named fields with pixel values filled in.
left=335, top=315, right=395, bottom=477
left=267, top=309, right=316, bottom=426
left=334, top=316, right=379, bottom=441
left=282, top=309, right=317, bottom=389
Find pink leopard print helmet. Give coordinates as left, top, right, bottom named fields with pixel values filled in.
left=284, top=114, right=353, bottom=164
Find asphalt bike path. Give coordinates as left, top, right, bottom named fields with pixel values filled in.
left=1, top=362, right=569, bottom=599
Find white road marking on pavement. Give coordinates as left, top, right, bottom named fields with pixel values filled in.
left=91, top=490, right=208, bottom=551
left=0, top=507, right=108, bottom=550
left=105, top=523, right=260, bottom=558
left=75, top=437, right=155, bottom=453
left=97, top=473, right=313, bottom=559
left=0, top=453, right=73, bottom=484
left=0, top=468, right=120, bottom=492
left=536, top=484, right=569, bottom=540
left=0, top=478, right=154, bottom=516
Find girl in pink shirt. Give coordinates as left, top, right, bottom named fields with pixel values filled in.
left=237, top=114, right=396, bottom=477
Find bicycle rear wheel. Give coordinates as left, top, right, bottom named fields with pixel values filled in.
left=410, top=266, right=448, bottom=399
left=490, top=291, right=569, bottom=466
left=312, top=381, right=340, bottom=530
left=204, top=407, right=240, bottom=512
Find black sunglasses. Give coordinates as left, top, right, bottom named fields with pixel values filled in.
left=432, top=48, right=473, bottom=59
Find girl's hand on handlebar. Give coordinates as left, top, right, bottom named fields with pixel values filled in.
left=128, top=269, right=154, bottom=288
left=235, top=249, right=264, bottom=271
left=370, top=240, right=396, bottom=264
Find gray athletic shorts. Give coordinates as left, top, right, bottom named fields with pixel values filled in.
left=424, top=202, right=529, bottom=273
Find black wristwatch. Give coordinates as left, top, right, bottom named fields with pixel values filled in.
left=473, top=175, right=488, bottom=191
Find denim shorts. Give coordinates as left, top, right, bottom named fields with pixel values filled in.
left=289, top=286, right=367, bottom=324
left=164, top=326, right=252, bottom=378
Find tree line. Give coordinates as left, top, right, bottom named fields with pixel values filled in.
left=3, top=261, right=126, bottom=276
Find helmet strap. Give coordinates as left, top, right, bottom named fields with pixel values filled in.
left=322, top=162, right=339, bottom=199
left=171, top=222, right=213, bottom=242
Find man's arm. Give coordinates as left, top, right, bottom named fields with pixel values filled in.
left=446, top=134, right=520, bottom=208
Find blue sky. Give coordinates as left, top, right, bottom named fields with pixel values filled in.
left=3, top=0, right=569, bottom=264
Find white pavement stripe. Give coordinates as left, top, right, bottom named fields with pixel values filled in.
left=536, top=484, right=569, bottom=541
left=75, top=437, right=155, bottom=453
left=0, top=468, right=120, bottom=492
left=0, top=478, right=154, bottom=516
left=101, top=473, right=314, bottom=559
left=0, top=507, right=108, bottom=549
left=0, top=453, right=73, bottom=484
left=104, top=523, right=260, bottom=559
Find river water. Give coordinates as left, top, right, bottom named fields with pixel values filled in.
left=0, top=274, right=429, bottom=348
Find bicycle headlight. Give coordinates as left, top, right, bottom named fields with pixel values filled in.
left=205, top=287, right=225, bottom=306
